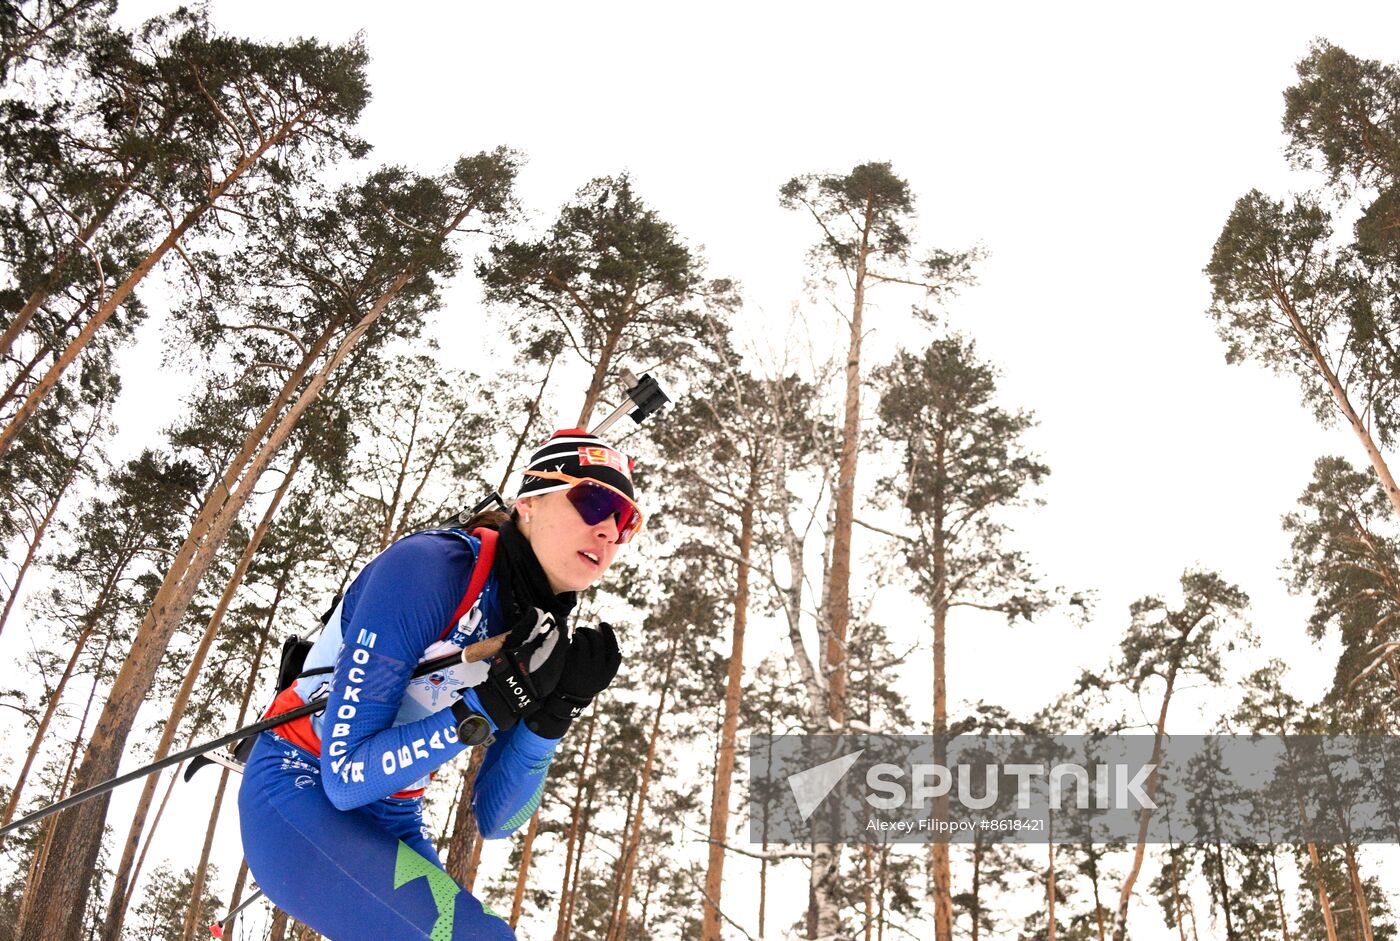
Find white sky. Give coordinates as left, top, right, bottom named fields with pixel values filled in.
left=13, top=1, right=1400, bottom=938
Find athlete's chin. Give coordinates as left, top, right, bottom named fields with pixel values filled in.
left=565, top=559, right=611, bottom=593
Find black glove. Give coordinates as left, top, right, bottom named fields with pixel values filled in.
left=453, top=608, right=571, bottom=740
left=526, top=622, right=621, bottom=739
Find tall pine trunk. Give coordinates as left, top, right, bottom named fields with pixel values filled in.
left=0, top=107, right=318, bottom=459
left=103, top=456, right=299, bottom=940
left=0, top=400, right=99, bottom=638
left=554, top=714, right=595, bottom=941
left=701, top=491, right=756, bottom=940
left=1111, top=662, right=1178, bottom=941
left=117, top=733, right=193, bottom=927
left=560, top=750, right=600, bottom=941
left=1342, top=842, right=1375, bottom=941
left=809, top=208, right=871, bottom=928
left=0, top=173, right=140, bottom=362
left=1270, top=288, right=1400, bottom=524
left=508, top=812, right=541, bottom=929
left=15, top=628, right=112, bottom=932
left=179, top=766, right=233, bottom=941
left=1305, top=833, right=1341, bottom=941
left=606, top=631, right=679, bottom=941
left=0, top=610, right=104, bottom=836
left=929, top=435, right=953, bottom=941
left=180, top=588, right=279, bottom=941
left=575, top=325, right=624, bottom=429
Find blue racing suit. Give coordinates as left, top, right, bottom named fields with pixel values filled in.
left=238, top=529, right=557, bottom=940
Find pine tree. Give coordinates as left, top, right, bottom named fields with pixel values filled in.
left=479, top=172, right=736, bottom=426
left=18, top=153, right=518, bottom=941
left=1206, top=42, right=1400, bottom=522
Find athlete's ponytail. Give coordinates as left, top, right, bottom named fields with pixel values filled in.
left=460, top=507, right=511, bottom=532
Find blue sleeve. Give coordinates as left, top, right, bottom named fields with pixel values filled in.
left=320, top=534, right=474, bottom=810
left=471, top=720, right=558, bottom=839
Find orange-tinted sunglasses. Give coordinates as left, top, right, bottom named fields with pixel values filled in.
left=522, top=470, right=645, bottom=544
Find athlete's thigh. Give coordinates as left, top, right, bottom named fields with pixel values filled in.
left=239, top=734, right=513, bottom=941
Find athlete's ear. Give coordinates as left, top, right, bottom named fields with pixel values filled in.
left=515, top=496, right=535, bottom=526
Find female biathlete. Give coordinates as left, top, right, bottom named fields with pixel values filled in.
left=238, top=430, right=639, bottom=939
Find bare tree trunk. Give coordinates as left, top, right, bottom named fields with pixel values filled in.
left=1307, top=837, right=1341, bottom=941
left=269, top=907, right=289, bottom=941
left=0, top=400, right=98, bottom=638
left=759, top=841, right=768, bottom=940
left=179, top=766, right=232, bottom=941
left=445, top=747, right=487, bottom=886
left=1271, top=287, right=1400, bottom=523
left=508, top=812, right=540, bottom=929
left=877, top=844, right=889, bottom=941
left=464, top=828, right=485, bottom=893
left=1168, top=844, right=1188, bottom=941
left=1111, top=663, right=1178, bottom=941
left=554, top=714, right=595, bottom=941
left=863, top=844, right=874, bottom=941
left=1210, top=837, right=1238, bottom=941
left=813, top=224, right=872, bottom=934
left=118, top=742, right=188, bottom=927
left=607, top=784, right=639, bottom=931
left=180, top=594, right=279, bottom=941
left=562, top=768, right=598, bottom=941
left=827, top=218, right=872, bottom=732
left=930, top=598, right=953, bottom=941
left=437, top=772, right=468, bottom=859
left=224, top=858, right=251, bottom=938
left=575, top=326, right=624, bottom=429
left=1092, top=846, right=1108, bottom=941
left=16, top=627, right=113, bottom=930
left=701, top=492, right=756, bottom=941
left=1343, top=842, right=1376, bottom=941
left=607, top=631, right=679, bottom=941
left=1269, top=847, right=1292, bottom=941
left=1046, top=826, right=1055, bottom=941
left=103, top=490, right=298, bottom=941
left=0, top=614, right=101, bottom=836
left=498, top=353, right=556, bottom=493
left=638, top=859, right=657, bottom=937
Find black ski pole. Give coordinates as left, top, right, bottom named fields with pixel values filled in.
left=209, top=886, right=264, bottom=939
left=0, top=648, right=472, bottom=838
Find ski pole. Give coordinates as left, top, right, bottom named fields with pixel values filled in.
left=591, top=370, right=669, bottom=438
left=209, top=887, right=264, bottom=939
left=0, top=634, right=508, bottom=838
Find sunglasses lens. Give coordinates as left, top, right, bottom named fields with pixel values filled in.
left=566, top=481, right=640, bottom=542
